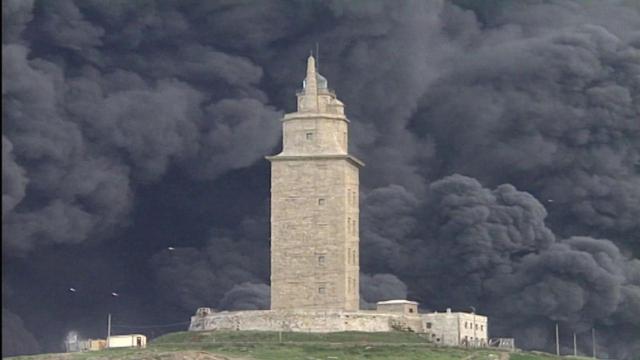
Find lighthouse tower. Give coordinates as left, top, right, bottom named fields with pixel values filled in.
left=267, top=55, right=364, bottom=312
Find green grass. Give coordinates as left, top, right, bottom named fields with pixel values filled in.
left=154, top=330, right=433, bottom=345
left=5, top=330, right=559, bottom=360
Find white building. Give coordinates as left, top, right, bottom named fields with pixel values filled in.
left=376, top=300, right=419, bottom=315
left=107, top=334, right=146, bottom=349
left=422, top=308, right=488, bottom=347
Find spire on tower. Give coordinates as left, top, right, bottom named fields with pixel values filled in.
left=306, top=55, right=317, bottom=81
left=303, top=54, right=319, bottom=98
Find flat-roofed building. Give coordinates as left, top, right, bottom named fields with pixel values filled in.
left=376, top=300, right=419, bottom=315
left=422, top=308, right=488, bottom=347
left=108, top=334, right=146, bottom=349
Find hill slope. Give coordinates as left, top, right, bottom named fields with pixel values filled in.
left=5, top=331, right=572, bottom=360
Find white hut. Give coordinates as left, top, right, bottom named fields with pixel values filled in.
left=107, top=334, right=147, bottom=349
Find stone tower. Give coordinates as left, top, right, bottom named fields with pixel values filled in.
left=267, top=55, right=363, bottom=312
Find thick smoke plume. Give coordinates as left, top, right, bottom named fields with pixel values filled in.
left=3, top=0, right=639, bottom=358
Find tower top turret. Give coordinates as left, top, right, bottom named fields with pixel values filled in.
left=297, top=55, right=342, bottom=114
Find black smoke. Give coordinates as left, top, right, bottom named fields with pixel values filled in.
left=3, top=0, right=639, bottom=358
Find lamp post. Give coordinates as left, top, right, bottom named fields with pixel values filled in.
left=555, top=323, right=560, bottom=356
left=107, top=313, right=111, bottom=348
left=592, top=328, right=596, bottom=359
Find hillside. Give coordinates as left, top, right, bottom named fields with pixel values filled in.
left=5, top=331, right=574, bottom=360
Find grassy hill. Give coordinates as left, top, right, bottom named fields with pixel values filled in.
left=6, top=330, right=576, bottom=360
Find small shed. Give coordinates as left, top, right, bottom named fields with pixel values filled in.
left=108, top=334, right=147, bottom=349
left=88, top=339, right=107, bottom=351
left=376, top=300, right=419, bottom=315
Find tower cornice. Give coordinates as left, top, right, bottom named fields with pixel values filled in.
left=283, top=112, right=350, bottom=123
left=266, top=154, right=365, bottom=167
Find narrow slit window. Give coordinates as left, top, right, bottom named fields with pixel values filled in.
left=318, top=255, right=325, bottom=265
left=306, top=132, right=314, bottom=140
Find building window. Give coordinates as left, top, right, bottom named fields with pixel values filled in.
left=318, top=255, right=325, bottom=265
left=426, top=322, right=432, bottom=329
left=318, top=198, right=325, bottom=205
left=465, top=322, right=468, bottom=329
left=318, top=286, right=326, bottom=294
left=481, top=325, right=484, bottom=331
left=306, top=132, right=314, bottom=140
left=352, top=249, right=356, bottom=265
left=409, top=308, right=414, bottom=313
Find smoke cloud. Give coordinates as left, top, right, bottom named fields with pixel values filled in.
left=3, top=0, right=639, bottom=358
left=2, top=308, right=40, bottom=357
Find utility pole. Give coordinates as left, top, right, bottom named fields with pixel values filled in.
left=573, top=332, right=577, bottom=356
left=592, top=328, right=596, bottom=359
left=556, top=323, right=560, bottom=356
left=107, top=313, right=111, bottom=348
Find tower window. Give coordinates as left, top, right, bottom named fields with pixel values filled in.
left=306, top=132, right=314, bottom=140
left=318, top=286, right=325, bottom=294
left=318, top=198, right=325, bottom=206
left=318, top=255, right=325, bottom=265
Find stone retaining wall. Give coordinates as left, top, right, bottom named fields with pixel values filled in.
left=189, top=309, right=424, bottom=333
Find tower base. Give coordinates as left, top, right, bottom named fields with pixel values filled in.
left=189, top=309, right=424, bottom=333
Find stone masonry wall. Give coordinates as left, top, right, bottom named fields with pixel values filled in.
left=189, top=310, right=424, bottom=333
left=270, top=156, right=360, bottom=311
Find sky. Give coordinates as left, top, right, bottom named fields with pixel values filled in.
left=2, top=0, right=640, bottom=358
